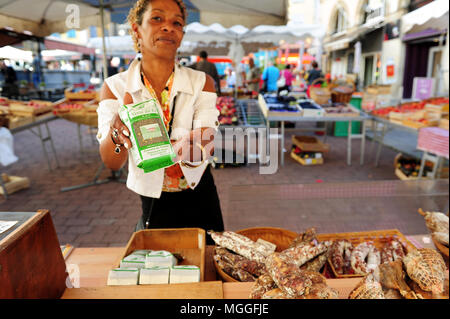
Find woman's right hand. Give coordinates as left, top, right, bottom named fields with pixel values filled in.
left=110, top=92, right=133, bottom=149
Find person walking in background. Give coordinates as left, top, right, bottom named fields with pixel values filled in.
left=261, top=61, right=280, bottom=93
left=277, top=64, right=294, bottom=94
left=191, top=50, right=221, bottom=95
left=244, top=57, right=261, bottom=93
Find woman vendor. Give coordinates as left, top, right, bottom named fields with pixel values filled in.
left=97, top=0, right=224, bottom=244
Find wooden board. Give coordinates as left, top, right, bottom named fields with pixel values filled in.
left=222, top=279, right=362, bottom=299
left=61, top=281, right=224, bottom=299
left=0, top=210, right=67, bottom=298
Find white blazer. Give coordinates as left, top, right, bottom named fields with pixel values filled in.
left=96, top=58, right=220, bottom=198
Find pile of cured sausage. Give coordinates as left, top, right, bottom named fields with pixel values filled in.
left=349, top=248, right=448, bottom=299
left=209, top=228, right=340, bottom=299
left=329, top=239, right=406, bottom=276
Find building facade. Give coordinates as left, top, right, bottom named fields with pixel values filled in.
left=288, top=0, right=448, bottom=98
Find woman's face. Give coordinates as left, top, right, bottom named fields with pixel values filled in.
left=134, top=0, right=184, bottom=60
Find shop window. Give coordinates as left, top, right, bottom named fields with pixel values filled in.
left=361, top=0, right=385, bottom=26
left=332, top=8, right=347, bottom=35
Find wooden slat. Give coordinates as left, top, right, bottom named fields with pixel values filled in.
left=61, top=281, right=224, bottom=299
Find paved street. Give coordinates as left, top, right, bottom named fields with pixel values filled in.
left=1, top=118, right=447, bottom=247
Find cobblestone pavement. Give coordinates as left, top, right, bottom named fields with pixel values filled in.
left=1, top=118, right=447, bottom=247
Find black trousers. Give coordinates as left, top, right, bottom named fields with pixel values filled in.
left=138, top=166, right=224, bottom=245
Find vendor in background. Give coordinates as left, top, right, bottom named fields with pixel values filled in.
left=244, top=57, right=261, bottom=93
left=97, top=0, right=224, bottom=244
left=261, top=61, right=280, bottom=93
left=277, top=64, right=294, bottom=94
left=0, top=59, right=18, bottom=99
left=191, top=50, right=221, bottom=95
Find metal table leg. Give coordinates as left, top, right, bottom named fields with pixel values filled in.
left=375, top=123, right=388, bottom=167
left=347, top=121, right=352, bottom=166
left=281, top=121, right=285, bottom=166
left=360, top=120, right=366, bottom=166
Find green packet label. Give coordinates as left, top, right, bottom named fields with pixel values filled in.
left=119, top=99, right=176, bottom=173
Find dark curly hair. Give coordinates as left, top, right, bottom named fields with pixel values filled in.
left=127, top=0, right=187, bottom=52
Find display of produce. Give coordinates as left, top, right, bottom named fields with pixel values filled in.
left=107, top=249, right=200, bottom=286
left=395, top=155, right=433, bottom=179
left=0, top=97, right=8, bottom=106
left=53, top=101, right=85, bottom=113
left=265, top=94, right=300, bottom=113
left=216, top=96, right=238, bottom=125
left=298, top=99, right=325, bottom=117
left=322, top=103, right=359, bottom=116
left=349, top=247, right=448, bottom=299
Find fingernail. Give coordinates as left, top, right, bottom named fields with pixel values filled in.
left=122, top=130, right=129, bottom=137
left=124, top=142, right=129, bottom=149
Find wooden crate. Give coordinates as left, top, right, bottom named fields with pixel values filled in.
left=116, top=228, right=206, bottom=281
left=290, top=151, right=324, bottom=166
left=9, top=100, right=53, bottom=117
left=439, top=118, right=449, bottom=130
left=214, top=227, right=298, bottom=282
left=0, top=210, right=67, bottom=298
left=292, top=135, right=330, bottom=153
left=6, top=115, right=33, bottom=130
left=0, top=174, right=30, bottom=196
left=65, top=88, right=98, bottom=101
left=318, top=229, right=416, bottom=279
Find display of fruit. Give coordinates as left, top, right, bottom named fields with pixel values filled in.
left=26, top=101, right=50, bottom=109
left=216, top=96, right=238, bottom=125
left=291, top=146, right=322, bottom=159
left=53, top=102, right=85, bottom=114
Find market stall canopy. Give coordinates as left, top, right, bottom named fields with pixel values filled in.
left=44, top=37, right=95, bottom=55
left=402, top=0, right=449, bottom=34
left=188, top=0, right=286, bottom=28
left=88, top=35, right=135, bottom=57
left=0, top=45, right=32, bottom=62
left=0, top=0, right=107, bottom=37
left=183, top=22, right=325, bottom=63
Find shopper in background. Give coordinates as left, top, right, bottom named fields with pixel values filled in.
left=305, top=61, right=323, bottom=86
left=277, top=64, right=294, bottom=94
left=97, top=0, right=224, bottom=244
left=234, top=60, right=246, bottom=89
left=0, top=59, right=18, bottom=99
left=244, top=57, right=261, bottom=93
left=191, top=50, right=221, bottom=95
left=261, top=61, right=280, bottom=93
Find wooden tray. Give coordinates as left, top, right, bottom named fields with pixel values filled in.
left=292, top=135, right=330, bottom=153
left=318, top=229, right=416, bottom=279
left=9, top=100, right=53, bottom=117
left=213, top=227, right=298, bottom=282
left=62, top=281, right=223, bottom=299
left=117, top=228, right=206, bottom=282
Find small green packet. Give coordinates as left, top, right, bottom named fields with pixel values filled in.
left=118, top=99, right=176, bottom=173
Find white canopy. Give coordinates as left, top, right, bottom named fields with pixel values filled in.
left=188, top=0, right=285, bottom=28
left=0, top=45, right=33, bottom=62
left=402, top=0, right=449, bottom=34
left=183, top=22, right=326, bottom=63
left=0, top=0, right=106, bottom=37
left=88, top=36, right=135, bottom=56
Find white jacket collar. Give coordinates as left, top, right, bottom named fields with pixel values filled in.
left=125, top=58, right=194, bottom=96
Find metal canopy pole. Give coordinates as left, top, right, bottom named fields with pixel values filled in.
left=99, top=0, right=109, bottom=79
